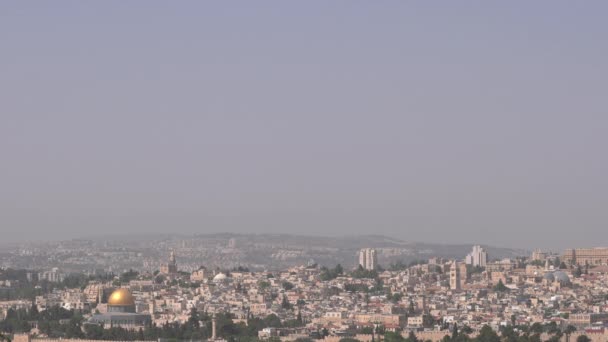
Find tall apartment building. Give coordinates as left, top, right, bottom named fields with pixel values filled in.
left=358, top=248, right=377, bottom=270
left=450, top=261, right=461, bottom=291
left=459, top=262, right=468, bottom=288
left=38, top=268, right=65, bottom=283
left=465, top=245, right=488, bottom=267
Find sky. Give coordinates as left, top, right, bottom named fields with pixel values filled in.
left=1, top=2, right=607, bottom=249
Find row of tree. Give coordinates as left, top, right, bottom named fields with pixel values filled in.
left=0, top=304, right=305, bottom=342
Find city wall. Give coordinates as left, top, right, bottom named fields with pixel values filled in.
left=13, top=334, right=154, bottom=342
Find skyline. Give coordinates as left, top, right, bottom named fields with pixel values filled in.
left=0, top=231, right=595, bottom=254
left=2, top=2, right=608, bottom=249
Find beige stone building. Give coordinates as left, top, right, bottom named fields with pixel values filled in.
left=563, top=248, right=608, bottom=265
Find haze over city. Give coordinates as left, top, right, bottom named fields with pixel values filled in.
left=2, top=2, right=607, bottom=249
left=4, top=3, right=608, bottom=342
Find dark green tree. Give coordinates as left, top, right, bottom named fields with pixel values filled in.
left=339, top=339, right=362, bottom=342
left=477, top=325, right=500, bottom=342
left=406, top=331, right=419, bottom=342
left=576, top=335, right=591, bottom=342
left=564, top=325, right=577, bottom=342
left=187, top=307, right=200, bottom=329
left=281, top=295, right=292, bottom=310
left=493, top=279, right=508, bottom=292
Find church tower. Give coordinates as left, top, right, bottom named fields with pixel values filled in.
left=160, top=250, right=178, bottom=275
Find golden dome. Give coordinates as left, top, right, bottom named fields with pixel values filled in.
left=107, top=288, right=135, bottom=306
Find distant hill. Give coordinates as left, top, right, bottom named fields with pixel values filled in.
left=186, top=233, right=528, bottom=269
left=6, top=233, right=528, bottom=272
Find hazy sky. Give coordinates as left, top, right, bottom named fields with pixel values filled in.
left=1, top=2, right=607, bottom=249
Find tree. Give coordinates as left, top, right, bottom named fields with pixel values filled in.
left=351, top=265, right=379, bottom=279
left=264, top=314, right=282, bottom=328
left=119, top=269, right=139, bottom=283
left=552, top=257, right=561, bottom=267
left=499, top=325, right=518, bottom=342
left=452, top=323, right=459, bottom=341
left=573, top=265, right=583, bottom=277
left=292, top=339, right=313, bottom=342
left=29, top=301, right=39, bottom=319
left=461, top=325, right=473, bottom=335
left=154, top=274, right=166, bottom=284
left=530, top=323, right=543, bottom=335
left=187, top=307, right=200, bottom=329
left=358, top=327, right=374, bottom=335
left=281, top=295, right=292, bottom=310
left=564, top=325, right=577, bottom=342
left=493, top=279, right=508, bottom=292
left=477, top=325, right=499, bottom=342
left=339, top=339, right=362, bottom=342
left=529, top=333, right=542, bottom=342
left=406, top=331, right=419, bottom=342
left=576, top=335, right=591, bottom=342
left=387, top=292, right=403, bottom=304
left=407, top=300, right=415, bottom=314
left=320, top=264, right=344, bottom=281
left=545, top=322, right=559, bottom=334
left=384, top=331, right=405, bottom=342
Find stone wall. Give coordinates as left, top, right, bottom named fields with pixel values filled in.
left=13, top=334, right=154, bottom=342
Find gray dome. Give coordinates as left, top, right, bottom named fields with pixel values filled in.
left=543, top=272, right=555, bottom=282
left=553, top=271, right=570, bottom=284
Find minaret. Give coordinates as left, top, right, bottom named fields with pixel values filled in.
left=211, top=315, right=217, bottom=340
left=169, top=250, right=177, bottom=273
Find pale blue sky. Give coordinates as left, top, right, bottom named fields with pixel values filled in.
left=1, top=2, right=607, bottom=249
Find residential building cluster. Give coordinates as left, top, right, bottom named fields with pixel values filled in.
left=2, top=246, right=608, bottom=342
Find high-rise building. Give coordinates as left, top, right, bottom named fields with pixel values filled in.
left=38, top=267, right=65, bottom=283
left=450, top=261, right=461, bottom=291
left=358, top=248, right=377, bottom=270
left=458, top=262, right=468, bottom=288
left=465, top=245, right=488, bottom=267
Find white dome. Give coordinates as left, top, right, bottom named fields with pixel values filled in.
left=213, top=273, right=227, bottom=282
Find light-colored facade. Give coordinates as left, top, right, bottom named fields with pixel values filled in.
left=358, top=248, right=377, bottom=270
left=563, top=247, right=608, bottom=265
left=449, top=261, right=461, bottom=291
left=486, top=259, right=516, bottom=272
left=465, top=245, right=488, bottom=267
left=531, top=249, right=548, bottom=261
left=38, top=268, right=65, bottom=283
left=160, top=250, right=178, bottom=275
